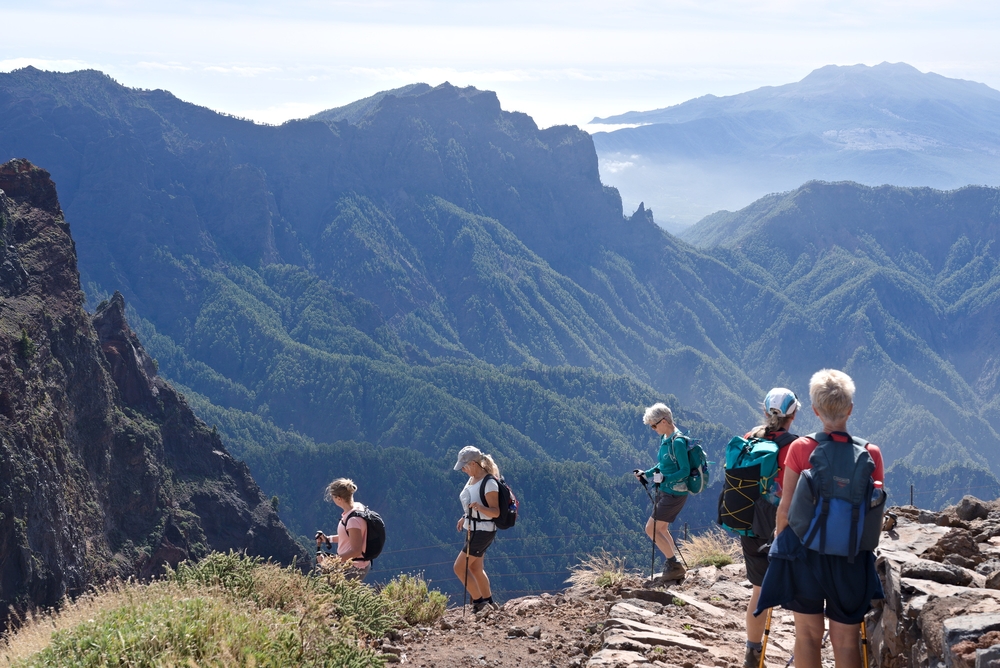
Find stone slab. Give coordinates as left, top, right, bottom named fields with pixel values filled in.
left=609, top=601, right=657, bottom=619
left=901, top=578, right=1000, bottom=600
left=665, top=589, right=726, bottom=617
left=603, top=618, right=708, bottom=652
left=587, top=649, right=651, bottom=667
left=603, top=633, right=652, bottom=652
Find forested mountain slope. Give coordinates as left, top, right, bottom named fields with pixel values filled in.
left=1, top=68, right=997, bottom=593
left=683, top=181, right=1000, bottom=476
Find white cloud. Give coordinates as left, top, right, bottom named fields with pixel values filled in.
left=0, top=57, right=95, bottom=72
left=136, top=61, right=191, bottom=71
left=203, top=65, right=282, bottom=77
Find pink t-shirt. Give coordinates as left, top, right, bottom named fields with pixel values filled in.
left=338, top=502, right=370, bottom=568
left=784, top=432, right=884, bottom=484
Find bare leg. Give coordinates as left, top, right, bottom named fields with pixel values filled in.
left=467, top=556, right=491, bottom=599
left=746, top=585, right=765, bottom=643
left=644, top=517, right=676, bottom=558
left=829, top=619, right=862, bottom=668
left=792, top=612, right=826, bottom=668
left=453, top=552, right=484, bottom=600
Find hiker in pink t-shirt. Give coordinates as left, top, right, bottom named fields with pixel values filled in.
left=315, top=478, right=371, bottom=581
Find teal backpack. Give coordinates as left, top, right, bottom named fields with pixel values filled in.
left=717, top=433, right=796, bottom=535
left=679, top=432, right=711, bottom=494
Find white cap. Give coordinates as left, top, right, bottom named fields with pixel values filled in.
left=764, top=388, right=800, bottom=417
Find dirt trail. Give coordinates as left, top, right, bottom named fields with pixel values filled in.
left=384, top=563, right=840, bottom=667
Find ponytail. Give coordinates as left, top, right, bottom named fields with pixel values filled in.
left=479, top=454, right=500, bottom=478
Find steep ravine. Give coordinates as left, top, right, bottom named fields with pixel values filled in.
left=0, top=158, right=307, bottom=626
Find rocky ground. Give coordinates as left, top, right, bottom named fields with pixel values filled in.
left=378, top=495, right=1000, bottom=668
left=379, top=562, right=832, bottom=668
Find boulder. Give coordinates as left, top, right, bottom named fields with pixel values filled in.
left=956, top=496, right=991, bottom=522
left=988, top=572, right=1000, bottom=591
left=925, top=529, right=984, bottom=567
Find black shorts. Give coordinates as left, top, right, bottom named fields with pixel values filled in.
left=652, top=492, right=687, bottom=523
left=463, top=530, right=496, bottom=558
left=741, top=534, right=771, bottom=586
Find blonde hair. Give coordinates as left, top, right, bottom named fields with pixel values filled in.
left=643, top=403, right=674, bottom=427
left=809, top=369, right=855, bottom=421
left=464, top=453, right=501, bottom=485
left=325, top=478, right=357, bottom=502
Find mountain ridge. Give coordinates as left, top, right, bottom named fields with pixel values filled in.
left=3, top=69, right=1000, bottom=595
left=589, top=62, right=1000, bottom=227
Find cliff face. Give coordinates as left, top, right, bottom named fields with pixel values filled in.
left=0, top=158, right=307, bottom=624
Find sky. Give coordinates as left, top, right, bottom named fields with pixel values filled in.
left=4, top=1, right=1000, bottom=129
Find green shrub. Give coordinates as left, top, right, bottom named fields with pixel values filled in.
left=11, top=585, right=383, bottom=668
left=380, top=574, right=448, bottom=626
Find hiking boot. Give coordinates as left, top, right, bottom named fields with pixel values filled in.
left=659, top=561, right=686, bottom=582
left=472, top=598, right=499, bottom=614
left=744, top=645, right=762, bottom=668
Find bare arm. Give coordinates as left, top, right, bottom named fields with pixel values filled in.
left=470, top=490, right=501, bottom=519
left=775, top=468, right=800, bottom=535
left=339, top=526, right=365, bottom=561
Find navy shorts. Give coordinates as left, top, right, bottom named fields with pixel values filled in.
left=652, top=492, right=687, bottom=523
left=782, top=551, right=883, bottom=625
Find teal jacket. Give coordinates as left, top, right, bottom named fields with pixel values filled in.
left=645, top=431, right=690, bottom=496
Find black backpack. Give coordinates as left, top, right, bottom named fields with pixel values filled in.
left=480, top=474, right=519, bottom=530
left=342, top=506, right=386, bottom=561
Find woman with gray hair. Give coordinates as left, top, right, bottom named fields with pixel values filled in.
left=634, top=402, right=689, bottom=582
left=452, top=445, right=502, bottom=613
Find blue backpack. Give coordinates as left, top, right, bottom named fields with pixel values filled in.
left=675, top=432, right=711, bottom=494
left=787, top=433, right=886, bottom=562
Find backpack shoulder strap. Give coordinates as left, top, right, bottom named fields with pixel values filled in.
left=479, top=474, right=497, bottom=507
left=341, top=508, right=360, bottom=527
left=773, top=432, right=798, bottom=448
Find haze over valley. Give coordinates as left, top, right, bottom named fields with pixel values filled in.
left=593, top=62, right=1000, bottom=231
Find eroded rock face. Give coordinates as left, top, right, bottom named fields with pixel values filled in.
left=0, top=159, right=307, bottom=626
left=873, top=500, right=1000, bottom=668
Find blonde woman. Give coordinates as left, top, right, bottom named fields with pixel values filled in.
left=452, top=446, right=501, bottom=613
left=315, top=478, right=371, bottom=581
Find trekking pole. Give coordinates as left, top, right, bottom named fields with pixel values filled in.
left=759, top=607, right=772, bottom=668
left=861, top=619, right=869, bottom=667
left=640, top=479, right=656, bottom=580
left=462, top=511, right=472, bottom=619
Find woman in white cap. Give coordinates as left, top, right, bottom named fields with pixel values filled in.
left=741, top=387, right=800, bottom=668
left=452, top=445, right=501, bottom=612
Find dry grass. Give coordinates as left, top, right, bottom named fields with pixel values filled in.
left=0, top=581, right=136, bottom=666
left=566, top=550, right=640, bottom=590
left=0, top=552, right=392, bottom=667
left=681, top=526, right=743, bottom=568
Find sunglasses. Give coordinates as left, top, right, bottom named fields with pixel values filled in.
left=649, top=418, right=666, bottom=430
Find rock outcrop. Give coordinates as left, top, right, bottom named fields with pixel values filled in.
left=0, top=158, right=307, bottom=626
left=873, top=498, right=1000, bottom=668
